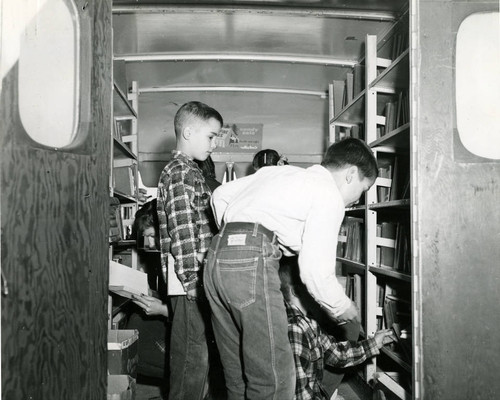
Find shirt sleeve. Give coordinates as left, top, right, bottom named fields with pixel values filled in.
left=320, top=334, right=380, bottom=368
left=165, top=167, right=200, bottom=291
left=288, top=321, right=315, bottom=400
left=299, top=185, right=351, bottom=317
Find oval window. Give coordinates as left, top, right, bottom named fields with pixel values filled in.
left=18, top=0, right=79, bottom=148
left=456, top=12, right=500, bottom=160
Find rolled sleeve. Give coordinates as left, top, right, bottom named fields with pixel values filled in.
left=299, top=186, right=351, bottom=317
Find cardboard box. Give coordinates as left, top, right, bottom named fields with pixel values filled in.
left=107, top=375, right=136, bottom=400
left=108, top=329, right=139, bottom=378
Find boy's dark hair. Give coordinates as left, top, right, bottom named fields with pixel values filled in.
left=174, top=101, right=223, bottom=137
left=252, top=149, right=283, bottom=170
left=321, top=138, right=378, bottom=180
left=132, top=199, right=159, bottom=245
left=279, top=258, right=306, bottom=303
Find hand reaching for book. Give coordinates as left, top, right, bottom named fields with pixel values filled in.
left=373, top=329, right=397, bottom=349
left=132, top=294, right=169, bottom=318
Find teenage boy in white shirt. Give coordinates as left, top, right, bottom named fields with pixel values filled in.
left=204, top=138, right=378, bottom=400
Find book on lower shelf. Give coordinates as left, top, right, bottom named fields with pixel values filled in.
left=382, top=284, right=412, bottom=364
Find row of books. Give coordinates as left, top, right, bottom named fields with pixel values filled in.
left=376, top=221, right=411, bottom=274
left=377, top=90, right=410, bottom=138
left=338, top=216, right=364, bottom=263
left=377, top=154, right=410, bottom=202
left=109, top=197, right=124, bottom=243
left=330, top=64, right=365, bottom=118
left=113, top=118, right=132, bottom=142
left=391, top=31, right=409, bottom=61
left=109, top=197, right=135, bottom=243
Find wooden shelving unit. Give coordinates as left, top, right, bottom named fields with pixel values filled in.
left=330, top=11, right=412, bottom=400
left=109, top=77, right=141, bottom=330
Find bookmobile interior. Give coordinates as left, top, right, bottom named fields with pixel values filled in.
left=1, top=0, right=499, bottom=399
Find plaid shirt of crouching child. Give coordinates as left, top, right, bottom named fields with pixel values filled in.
left=286, top=302, right=380, bottom=400
left=157, top=150, right=213, bottom=292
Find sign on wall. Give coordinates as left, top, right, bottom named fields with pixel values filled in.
left=213, top=123, right=263, bottom=154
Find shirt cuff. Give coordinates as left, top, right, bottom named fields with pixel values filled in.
left=318, top=294, right=352, bottom=318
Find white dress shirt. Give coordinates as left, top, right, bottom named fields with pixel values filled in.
left=211, top=164, right=351, bottom=317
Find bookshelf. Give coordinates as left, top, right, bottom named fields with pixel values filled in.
left=109, top=77, right=140, bottom=329
left=330, top=11, right=412, bottom=400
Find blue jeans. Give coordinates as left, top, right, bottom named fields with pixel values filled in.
left=204, top=222, right=296, bottom=400
left=169, top=295, right=210, bottom=400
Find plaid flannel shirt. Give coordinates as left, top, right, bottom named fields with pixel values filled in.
left=286, top=302, right=380, bottom=400
left=157, top=151, right=213, bottom=292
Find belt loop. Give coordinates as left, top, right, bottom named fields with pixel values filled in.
left=252, top=223, right=258, bottom=237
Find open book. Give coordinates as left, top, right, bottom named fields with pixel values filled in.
left=109, top=260, right=157, bottom=299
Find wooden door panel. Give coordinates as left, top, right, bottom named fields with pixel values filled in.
left=1, top=1, right=112, bottom=398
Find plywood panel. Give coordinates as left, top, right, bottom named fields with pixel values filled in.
left=0, top=1, right=112, bottom=399
left=415, top=1, right=500, bottom=398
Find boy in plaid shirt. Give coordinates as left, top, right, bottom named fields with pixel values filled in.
left=279, top=261, right=395, bottom=400
left=157, top=101, right=223, bottom=400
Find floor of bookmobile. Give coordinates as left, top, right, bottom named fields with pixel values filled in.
left=134, top=372, right=374, bottom=400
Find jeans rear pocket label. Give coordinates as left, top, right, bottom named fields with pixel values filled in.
left=227, top=234, right=246, bottom=246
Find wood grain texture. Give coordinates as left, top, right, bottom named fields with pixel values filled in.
left=1, top=1, right=112, bottom=399
left=416, top=1, right=500, bottom=399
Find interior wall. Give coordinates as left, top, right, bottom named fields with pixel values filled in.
left=138, top=91, right=329, bottom=186
left=415, top=1, right=500, bottom=398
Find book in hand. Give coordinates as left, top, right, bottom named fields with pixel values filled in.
left=109, top=260, right=158, bottom=299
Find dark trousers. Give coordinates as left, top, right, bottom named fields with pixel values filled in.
left=169, top=295, right=211, bottom=400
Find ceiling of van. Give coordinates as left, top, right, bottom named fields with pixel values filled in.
left=112, top=0, right=408, bottom=186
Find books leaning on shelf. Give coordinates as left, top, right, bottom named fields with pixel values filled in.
left=113, top=165, right=136, bottom=196
left=377, top=158, right=393, bottom=202
left=332, top=80, right=346, bottom=118
left=346, top=274, right=363, bottom=313
left=376, top=222, right=411, bottom=273
left=109, top=260, right=157, bottom=299
left=377, top=90, right=409, bottom=138
left=341, top=216, right=364, bottom=263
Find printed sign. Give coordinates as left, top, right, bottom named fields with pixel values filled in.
left=214, top=123, right=263, bottom=154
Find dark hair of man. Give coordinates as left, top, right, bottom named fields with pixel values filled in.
left=321, top=138, right=378, bottom=180
left=252, top=149, right=282, bottom=170
left=174, top=101, right=224, bottom=138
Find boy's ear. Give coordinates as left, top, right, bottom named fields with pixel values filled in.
left=182, top=126, right=192, bottom=140
left=346, top=165, right=358, bottom=184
